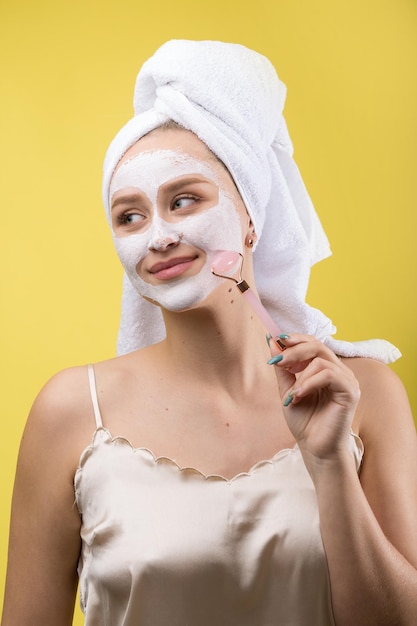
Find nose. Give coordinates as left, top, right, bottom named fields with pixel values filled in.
left=148, top=227, right=181, bottom=252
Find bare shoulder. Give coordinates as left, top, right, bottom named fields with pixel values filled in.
left=342, top=355, right=406, bottom=395
left=29, top=365, right=95, bottom=429
left=342, top=357, right=414, bottom=437
left=31, top=365, right=92, bottom=418
left=20, top=365, right=98, bottom=479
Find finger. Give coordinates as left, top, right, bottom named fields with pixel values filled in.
left=266, top=346, right=295, bottom=400
left=288, top=362, right=360, bottom=407
left=290, top=356, right=346, bottom=388
left=267, top=343, right=316, bottom=376
left=267, top=335, right=310, bottom=375
left=270, top=333, right=317, bottom=349
left=269, top=334, right=341, bottom=371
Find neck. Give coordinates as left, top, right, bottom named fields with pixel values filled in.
left=155, top=286, right=273, bottom=395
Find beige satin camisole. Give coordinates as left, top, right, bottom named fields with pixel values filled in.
left=74, top=365, right=364, bottom=625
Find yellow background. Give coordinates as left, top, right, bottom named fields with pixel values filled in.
left=1, top=0, right=416, bottom=622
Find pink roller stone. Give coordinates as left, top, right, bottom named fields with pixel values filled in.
left=211, top=250, right=283, bottom=340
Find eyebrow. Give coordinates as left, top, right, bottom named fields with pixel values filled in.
left=111, top=193, right=143, bottom=211
left=160, top=175, right=214, bottom=192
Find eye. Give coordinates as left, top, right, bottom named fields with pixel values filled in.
left=171, top=195, right=198, bottom=211
left=117, top=212, right=145, bottom=226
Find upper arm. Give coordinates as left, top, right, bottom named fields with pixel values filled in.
left=2, top=367, right=93, bottom=626
left=347, top=358, right=417, bottom=568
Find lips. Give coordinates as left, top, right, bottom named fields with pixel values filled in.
left=148, top=255, right=198, bottom=280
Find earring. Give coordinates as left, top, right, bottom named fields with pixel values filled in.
left=245, top=234, right=255, bottom=248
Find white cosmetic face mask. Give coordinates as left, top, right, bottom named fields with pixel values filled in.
left=109, top=150, right=244, bottom=311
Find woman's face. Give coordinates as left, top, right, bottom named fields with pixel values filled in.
left=109, top=128, right=250, bottom=311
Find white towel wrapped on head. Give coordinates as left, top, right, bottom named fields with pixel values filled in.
left=103, top=39, right=400, bottom=364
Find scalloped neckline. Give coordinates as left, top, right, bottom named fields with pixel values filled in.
left=86, top=427, right=300, bottom=484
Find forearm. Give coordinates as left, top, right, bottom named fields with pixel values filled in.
left=308, top=454, right=417, bottom=626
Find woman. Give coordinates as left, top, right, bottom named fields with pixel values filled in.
left=2, top=40, right=417, bottom=626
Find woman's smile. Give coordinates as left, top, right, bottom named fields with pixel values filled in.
left=148, top=255, right=199, bottom=280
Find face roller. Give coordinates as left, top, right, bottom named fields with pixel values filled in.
left=211, top=250, right=286, bottom=350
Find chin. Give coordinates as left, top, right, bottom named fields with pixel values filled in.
left=135, top=269, right=223, bottom=312
left=147, top=294, right=209, bottom=313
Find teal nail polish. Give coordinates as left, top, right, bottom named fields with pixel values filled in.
left=279, top=334, right=290, bottom=340
left=283, top=392, right=294, bottom=407
left=267, top=354, right=283, bottom=365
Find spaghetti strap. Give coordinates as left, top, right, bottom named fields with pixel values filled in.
left=87, top=364, right=103, bottom=429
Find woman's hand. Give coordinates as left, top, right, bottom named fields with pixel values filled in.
left=268, top=334, right=361, bottom=465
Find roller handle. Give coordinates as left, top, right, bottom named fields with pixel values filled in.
left=240, top=285, right=283, bottom=339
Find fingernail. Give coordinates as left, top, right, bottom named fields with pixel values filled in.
left=267, top=354, right=283, bottom=365
left=283, top=392, right=294, bottom=407
left=266, top=333, right=272, bottom=346
left=278, top=334, right=290, bottom=340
